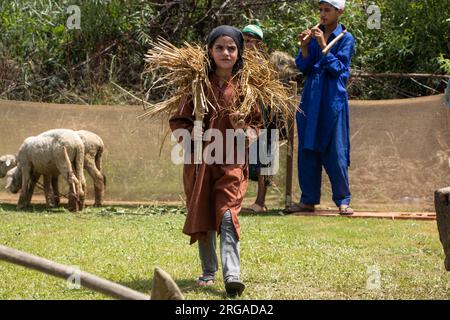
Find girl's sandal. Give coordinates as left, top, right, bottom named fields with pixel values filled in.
left=197, top=275, right=215, bottom=287
left=339, top=205, right=354, bottom=216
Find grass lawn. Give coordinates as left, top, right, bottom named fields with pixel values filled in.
left=0, top=203, right=448, bottom=300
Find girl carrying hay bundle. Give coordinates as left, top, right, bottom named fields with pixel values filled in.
left=143, top=24, right=294, bottom=297
left=169, top=26, right=261, bottom=297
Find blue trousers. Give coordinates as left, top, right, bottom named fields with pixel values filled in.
left=297, top=111, right=351, bottom=207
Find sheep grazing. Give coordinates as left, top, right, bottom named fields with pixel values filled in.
left=2, top=130, right=106, bottom=208
left=0, top=155, right=16, bottom=178
left=4, top=129, right=86, bottom=212
left=77, top=130, right=105, bottom=206
left=50, top=130, right=106, bottom=206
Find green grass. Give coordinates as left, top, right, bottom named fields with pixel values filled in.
left=0, top=203, right=448, bottom=300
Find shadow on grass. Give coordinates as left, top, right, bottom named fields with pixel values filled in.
left=0, top=202, right=69, bottom=214
left=1, top=201, right=292, bottom=219
left=92, top=205, right=187, bottom=217
left=0, top=202, right=188, bottom=217
left=120, top=278, right=227, bottom=299
left=239, top=208, right=291, bottom=217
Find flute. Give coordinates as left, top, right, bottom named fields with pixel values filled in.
left=298, top=23, right=321, bottom=46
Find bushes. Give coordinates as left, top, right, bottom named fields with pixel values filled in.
left=0, top=0, right=156, bottom=103
left=258, top=0, right=449, bottom=98
left=0, top=0, right=448, bottom=102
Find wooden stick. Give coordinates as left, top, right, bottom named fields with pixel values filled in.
left=0, top=244, right=150, bottom=300
left=322, top=30, right=347, bottom=55
left=110, top=80, right=153, bottom=110
left=285, top=81, right=298, bottom=209
left=351, top=72, right=450, bottom=79
left=193, top=80, right=204, bottom=173
left=434, top=188, right=450, bottom=271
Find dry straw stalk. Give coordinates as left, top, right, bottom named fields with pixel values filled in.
left=140, top=37, right=297, bottom=125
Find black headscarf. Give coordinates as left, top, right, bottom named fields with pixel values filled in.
left=206, top=25, right=244, bottom=75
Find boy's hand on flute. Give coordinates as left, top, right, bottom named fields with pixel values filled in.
left=298, top=23, right=320, bottom=47
left=229, top=112, right=247, bottom=130
left=311, top=26, right=326, bottom=49
left=299, top=30, right=312, bottom=47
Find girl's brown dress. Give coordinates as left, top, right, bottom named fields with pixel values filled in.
left=169, top=74, right=262, bottom=244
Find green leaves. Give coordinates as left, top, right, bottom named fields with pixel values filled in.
left=437, top=54, right=450, bottom=75
left=0, top=0, right=447, bottom=101
left=52, top=24, right=65, bottom=35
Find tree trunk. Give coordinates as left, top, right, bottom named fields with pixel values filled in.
left=434, top=187, right=450, bottom=271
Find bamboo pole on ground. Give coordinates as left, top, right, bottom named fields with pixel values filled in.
left=0, top=244, right=184, bottom=299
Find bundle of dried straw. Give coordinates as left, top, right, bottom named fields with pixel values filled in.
left=140, top=37, right=297, bottom=124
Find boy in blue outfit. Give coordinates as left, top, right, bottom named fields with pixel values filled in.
left=287, top=0, right=355, bottom=215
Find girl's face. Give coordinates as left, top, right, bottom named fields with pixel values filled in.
left=209, top=36, right=239, bottom=73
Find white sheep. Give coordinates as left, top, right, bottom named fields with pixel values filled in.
left=0, top=155, right=17, bottom=178
left=3, top=130, right=105, bottom=208
left=5, top=129, right=86, bottom=212
left=50, top=130, right=106, bottom=206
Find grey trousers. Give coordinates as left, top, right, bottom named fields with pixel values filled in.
left=198, top=210, right=240, bottom=283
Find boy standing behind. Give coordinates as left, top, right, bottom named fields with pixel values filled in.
left=287, top=0, right=356, bottom=215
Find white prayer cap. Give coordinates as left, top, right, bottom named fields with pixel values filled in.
left=319, top=0, right=345, bottom=9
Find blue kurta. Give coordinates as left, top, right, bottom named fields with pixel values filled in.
left=295, top=23, right=355, bottom=206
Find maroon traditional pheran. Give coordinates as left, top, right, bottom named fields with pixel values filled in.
left=169, top=73, right=262, bottom=244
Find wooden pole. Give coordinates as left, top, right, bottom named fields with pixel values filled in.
left=434, top=188, right=450, bottom=271
left=285, top=81, right=298, bottom=209
left=0, top=244, right=151, bottom=300
left=351, top=72, right=450, bottom=79
left=447, top=108, right=450, bottom=142
left=193, top=79, right=204, bottom=174
left=322, top=30, right=347, bottom=55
